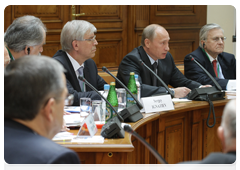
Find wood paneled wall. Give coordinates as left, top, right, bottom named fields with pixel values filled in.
left=4, top=5, right=206, bottom=69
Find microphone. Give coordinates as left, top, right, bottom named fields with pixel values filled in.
left=139, top=60, right=174, bottom=98
left=102, top=66, right=143, bottom=122
left=78, top=76, right=124, bottom=138
left=124, top=125, right=168, bottom=164
left=188, top=55, right=222, bottom=91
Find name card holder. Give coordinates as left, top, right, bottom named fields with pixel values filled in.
left=141, top=94, right=174, bottom=113
left=75, top=114, right=98, bottom=138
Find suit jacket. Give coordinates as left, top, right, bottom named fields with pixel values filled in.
left=4, top=119, right=81, bottom=164
left=53, top=50, right=107, bottom=106
left=168, top=152, right=238, bottom=170
left=116, top=46, right=201, bottom=97
left=184, top=47, right=236, bottom=90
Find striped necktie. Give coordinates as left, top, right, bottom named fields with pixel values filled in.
left=77, top=66, right=84, bottom=91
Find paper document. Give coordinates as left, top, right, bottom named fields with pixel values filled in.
left=72, top=135, right=104, bottom=143
left=64, top=106, right=80, bottom=113
left=64, top=113, right=83, bottom=127
left=52, top=132, right=74, bottom=142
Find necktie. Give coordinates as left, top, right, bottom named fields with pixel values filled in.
left=77, top=66, right=84, bottom=91
left=152, top=62, right=158, bottom=86
left=212, top=60, right=218, bottom=77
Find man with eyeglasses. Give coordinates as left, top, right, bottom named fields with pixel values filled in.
left=4, top=55, right=80, bottom=164
left=53, top=20, right=107, bottom=106
left=184, top=23, right=236, bottom=90
left=4, top=15, right=46, bottom=60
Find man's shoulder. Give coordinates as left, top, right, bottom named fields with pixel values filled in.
left=201, top=152, right=236, bottom=164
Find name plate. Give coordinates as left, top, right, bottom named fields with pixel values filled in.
left=84, top=114, right=98, bottom=137
left=141, top=94, right=174, bottom=113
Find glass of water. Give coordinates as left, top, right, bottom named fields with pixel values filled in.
left=116, top=88, right=126, bottom=111
left=79, top=98, right=92, bottom=125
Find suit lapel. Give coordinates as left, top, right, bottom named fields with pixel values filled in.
left=218, top=54, right=228, bottom=78
left=156, top=60, right=163, bottom=86
left=62, top=51, right=82, bottom=92
left=138, top=46, right=155, bottom=86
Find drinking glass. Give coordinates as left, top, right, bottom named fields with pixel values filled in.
left=116, top=88, right=126, bottom=111
left=79, top=98, right=91, bottom=125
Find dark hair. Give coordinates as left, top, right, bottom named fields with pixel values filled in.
left=4, top=15, right=47, bottom=52
left=4, top=55, right=65, bottom=120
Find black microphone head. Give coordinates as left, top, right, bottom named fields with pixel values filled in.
left=78, top=75, right=84, bottom=81
left=102, top=66, right=108, bottom=72
left=187, top=55, right=194, bottom=61
left=123, top=125, right=133, bottom=133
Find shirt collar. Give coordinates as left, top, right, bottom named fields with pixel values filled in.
left=66, top=52, right=84, bottom=71
left=146, top=53, right=158, bottom=65
left=206, top=52, right=218, bottom=62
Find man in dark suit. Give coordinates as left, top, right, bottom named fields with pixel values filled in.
left=4, top=15, right=47, bottom=61
left=184, top=23, right=236, bottom=90
left=53, top=20, right=106, bottom=106
left=180, top=99, right=236, bottom=164
left=4, top=55, right=80, bottom=164
left=117, top=24, right=209, bottom=98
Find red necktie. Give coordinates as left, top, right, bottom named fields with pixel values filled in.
left=212, top=60, right=218, bottom=77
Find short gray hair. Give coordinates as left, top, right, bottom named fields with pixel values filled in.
left=4, top=15, right=47, bottom=52
left=4, top=55, right=65, bottom=120
left=141, top=24, right=162, bottom=46
left=199, top=23, right=224, bottom=48
left=61, top=20, right=97, bottom=52
left=221, top=100, right=236, bottom=146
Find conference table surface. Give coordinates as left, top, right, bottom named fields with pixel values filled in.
left=56, top=92, right=236, bottom=164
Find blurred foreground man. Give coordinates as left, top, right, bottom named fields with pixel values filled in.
left=4, top=55, right=80, bottom=164
left=180, top=99, right=236, bottom=164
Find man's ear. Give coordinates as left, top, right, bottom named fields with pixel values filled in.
left=42, top=98, right=55, bottom=123
left=71, top=40, right=79, bottom=51
left=24, top=46, right=31, bottom=55
left=144, top=39, right=151, bottom=48
left=217, top=126, right=226, bottom=151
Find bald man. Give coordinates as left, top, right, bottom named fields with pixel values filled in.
left=117, top=24, right=209, bottom=98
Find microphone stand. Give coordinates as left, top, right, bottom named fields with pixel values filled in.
left=124, top=125, right=168, bottom=164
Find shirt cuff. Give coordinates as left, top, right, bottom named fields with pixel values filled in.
left=226, top=80, right=236, bottom=91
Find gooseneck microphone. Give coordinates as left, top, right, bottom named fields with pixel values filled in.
left=139, top=60, right=174, bottom=98
left=124, top=125, right=168, bottom=164
left=78, top=76, right=125, bottom=138
left=188, top=55, right=222, bottom=91
left=102, top=66, right=143, bottom=122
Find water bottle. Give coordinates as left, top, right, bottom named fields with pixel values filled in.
left=134, top=74, right=141, bottom=102
left=126, top=72, right=137, bottom=107
left=102, top=84, right=109, bottom=122
left=106, top=82, right=118, bottom=122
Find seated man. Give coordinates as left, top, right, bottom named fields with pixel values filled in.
left=184, top=23, right=236, bottom=90
left=53, top=20, right=107, bottom=106
left=180, top=99, right=236, bottom=164
left=117, top=24, right=209, bottom=98
left=4, top=55, right=80, bottom=164
left=4, top=15, right=46, bottom=60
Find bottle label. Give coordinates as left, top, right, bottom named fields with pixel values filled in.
left=105, top=106, right=118, bottom=122
left=126, top=93, right=137, bottom=107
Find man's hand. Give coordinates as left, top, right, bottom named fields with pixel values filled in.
left=173, top=87, right=191, bottom=98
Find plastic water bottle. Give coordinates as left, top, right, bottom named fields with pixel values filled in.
left=106, top=82, right=118, bottom=122
left=102, top=84, right=109, bottom=122
left=134, top=74, right=141, bottom=103
left=126, top=72, right=137, bottom=107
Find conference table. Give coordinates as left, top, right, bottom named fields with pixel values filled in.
left=57, top=92, right=236, bottom=164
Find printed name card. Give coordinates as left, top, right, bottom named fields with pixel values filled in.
left=141, top=94, right=174, bottom=113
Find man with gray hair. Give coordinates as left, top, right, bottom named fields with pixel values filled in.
left=53, top=20, right=106, bottom=106
left=4, top=55, right=80, bottom=164
left=4, top=15, right=46, bottom=61
left=117, top=24, right=208, bottom=98
left=184, top=23, right=236, bottom=90
left=180, top=99, right=236, bottom=164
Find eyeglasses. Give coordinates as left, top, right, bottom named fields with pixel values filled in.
left=76, top=35, right=97, bottom=42
left=211, top=37, right=227, bottom=42
left=65, top=94, right=74, bottom=106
